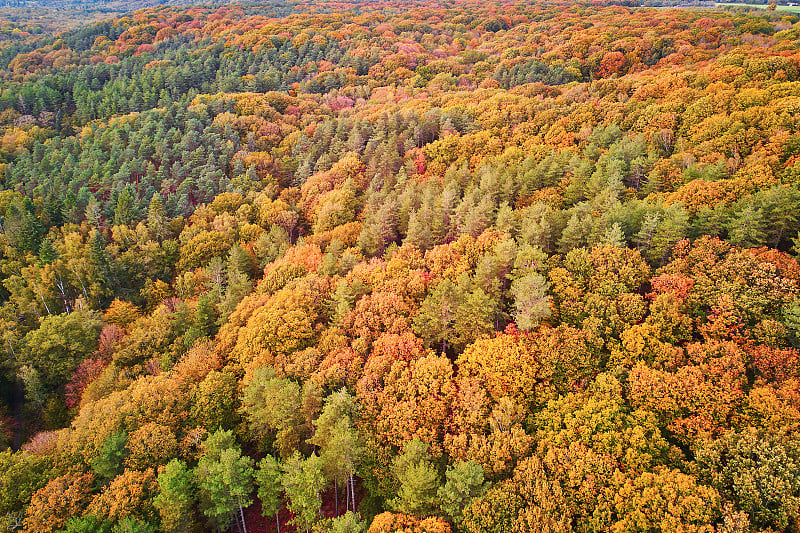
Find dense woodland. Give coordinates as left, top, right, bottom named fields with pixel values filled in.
left=1, top=0, right=800, bottom=531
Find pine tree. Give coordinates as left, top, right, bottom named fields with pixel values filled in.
left=727, top=205, right=766, bottom=249
left=147, top=193, right=168, bottom=239
left=510, top=273, right=551, bottom=332
left=91, top=431, right=127, bottom=481
left=412, top=279, right=463, bottom=354
left=114, top=186, right=137, bottom=227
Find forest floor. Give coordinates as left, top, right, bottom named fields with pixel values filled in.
left=243, top=481, right=366, bottom=533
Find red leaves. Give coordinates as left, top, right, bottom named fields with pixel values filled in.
left=64, top=357, right=108, bottom=409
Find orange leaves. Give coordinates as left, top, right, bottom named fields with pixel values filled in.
left=87, top=468, right=157, bottom=524
left=342, top=291, right=413, bottom=348
left=596, top=51, right=628, bottom=78
left=748, top=344, right=800, bottom=384
left=628, top=341, right=748, bottom=443
left=363, top=353, right=455, bottom=456
left=24, top=472, right=95, bottom=533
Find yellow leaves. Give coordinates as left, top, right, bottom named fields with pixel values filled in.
left=368, top=512, right=452, bottom=533
left=126, top=423, right=178, bottom=470
left=313, top=183, right=358, bottom=233
left=610, top=467, right=720, bottom=533
left=103, top=298, right=141, bottom=330
left=209, top=192, right=245, bottom=215
left=231, top=277, right=330, bottom=368
left=742, top=380, right=800, bottom=436
left=457, top=334, right=541, bottom=410
left=550, top=245, right=649, bottom=339
left=177, top=230, right=234, bottom=271
left=254, top=195, right=292, bottom=226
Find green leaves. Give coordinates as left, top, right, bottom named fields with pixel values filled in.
left=21, top=310, right=102, bottom=388
left=91, top=431, right=127, bottom=481
left=255, top=455, right=283, bottom=518
left=438, top=461, right=490, bottom=526
left=281, top=452, right=326, bottom=532
left=509, top=272, right=551, bottom=332
left=195, top=430, right=254, bottom=531
left=389, top=439, right=440, bottom=517
left=154, top=459, right=194, bottom=533
left=413, top=278, right=495, bottom=354
left=695, top=428, right=800, bottom=530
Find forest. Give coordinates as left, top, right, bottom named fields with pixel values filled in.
left=0, top=0, right=800, bottom=531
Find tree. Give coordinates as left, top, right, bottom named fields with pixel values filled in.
left=0, top=450, right=53, bottom=527
left=147, top=193, right=168, bottom=239
left=256, top=455, right=283, bottom=533
left=413, top=278, right=494, bottom=354
left=438, top=461, right=490, bottom=527
left=22, top=310, right=102, bottom=388
left=330, top=511, right=367, bottom=533
left=86, top=468, right=158, bottom=526
left=282, top=452, right=326, bottom=533
left=195, top=430, right=255, bottom=533
left=310, top=390, right=362, bottom=515
left=727, top=205, right=766, bottom=249
left=154, top=459, right=195, bottom=533
left=695, top=428, right=800, bottom=530
left=24, top=473, right=95, bottom=533
left=611, top=467, right=720, bottom=533
left=241, top=367, right=320, bottom=457
left=390, top=439, right=440, bottom=517
left=62, top=515, right=112, bottom=533
left=126, top=423, right=179, bottom=470
left=509, top=273, right=551, bottom=331
left=190, top=369, right=239, bottom=432
left=412, top=279, right=461, bottom=354
left=91, top=430, right=128, bottom=481
left=115, top=186, right=137, bottom=227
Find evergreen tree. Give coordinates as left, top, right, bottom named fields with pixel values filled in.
left=510, top=273, right=551, bottom=332
left=114, top=186, right=137, bottom=227
left=728, top=205, right=766, bottom=249
left=91, top=431, right=128, bottom=482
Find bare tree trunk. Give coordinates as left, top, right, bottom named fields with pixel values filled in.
left=276, top=512, right=280, bottom=533
left=37, top=287, right=51, bottom=316
left=334, top=479, right=339, bottom=516
left=349, top=473, right=356, bottom=512
left=239, top=503, right=248, bottom=533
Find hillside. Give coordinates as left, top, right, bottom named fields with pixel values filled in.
left=1, top=1, right=800, bottom=532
